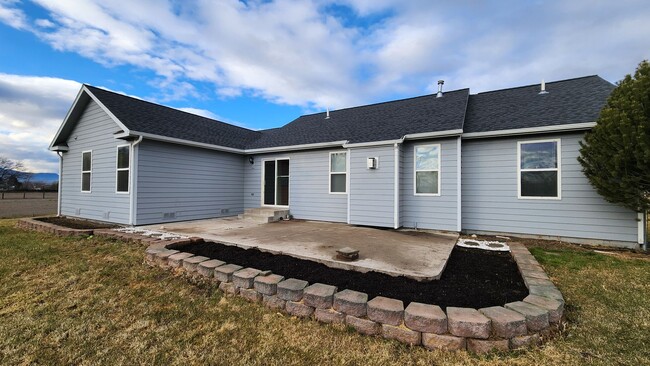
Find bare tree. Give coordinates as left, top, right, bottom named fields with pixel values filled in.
left=0, top=156, right=29, bottom=190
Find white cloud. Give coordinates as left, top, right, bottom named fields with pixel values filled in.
left=0, top=74, right=81, bottom=172
left=34, top=18, right=54, bottom=28
left=0, top=0, right=646, bottom=108
left=176, top=107, right=218, bottom=120
left=0, top=0, right=28, bottom=29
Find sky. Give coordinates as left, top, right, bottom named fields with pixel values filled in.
left=0, top=0, right=649, bottom=173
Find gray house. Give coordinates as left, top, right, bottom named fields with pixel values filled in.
left=49, top=76, right=644, bottom=248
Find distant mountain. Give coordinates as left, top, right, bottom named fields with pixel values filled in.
left=28, top=173, right=59, bottom=183
left=1, top=170, right=59, bottom=184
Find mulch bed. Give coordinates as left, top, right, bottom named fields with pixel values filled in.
left=35, top=216, right=120, bottom=230
left=168, top=241, right=528, bottom=309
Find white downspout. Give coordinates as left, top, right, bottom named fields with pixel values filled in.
left=394, top=142, right=400, bottom=229
left=129, top=136, right=143, bottom=226
left=457, top=136, right=462, bottom=232
left=57, top=152, right=62, bottom=216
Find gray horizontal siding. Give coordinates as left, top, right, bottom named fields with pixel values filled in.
left=461, top=132, right=638, bottom=242
left=244, top=149, right=347, bottom=223
left=60, top=100, right=130, bottom=224
left=136, top=140, right=245, bottom=225
left=400, top=138, right=459, bottom=231
left=349, top=146, right=395, bottom=227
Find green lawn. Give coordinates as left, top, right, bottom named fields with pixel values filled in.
left=1, top=219, right=648, bottom=365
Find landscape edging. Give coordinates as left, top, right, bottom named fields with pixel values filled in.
left=146, top=239, right=565, bottom=353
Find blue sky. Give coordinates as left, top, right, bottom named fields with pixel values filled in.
left=0, top=0, right=649, bottom=173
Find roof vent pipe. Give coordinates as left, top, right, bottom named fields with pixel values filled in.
left=539, top=79, right=549, bottom=95
left=325, top=108, right=330, bottom=119
left=436, top=80, right=444, bottom=98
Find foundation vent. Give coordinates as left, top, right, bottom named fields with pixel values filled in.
left=163, top=212, right=176, bottom=219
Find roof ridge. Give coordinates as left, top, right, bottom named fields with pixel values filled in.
left=296, top=88, right=471, bottom=118
left=83, top=84, right=260, bottom=135
left=472, top=75, right=601, bottom=96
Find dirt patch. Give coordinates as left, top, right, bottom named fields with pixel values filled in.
left=36, top=216, right=120, bottom=230
left=168, top=241, right=528, bottom=309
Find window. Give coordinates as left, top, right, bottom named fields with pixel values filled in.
left=116, top=145, right=130, bottom=193
left=518, top=139, right=561, bottom=199
left=329, top=152, right=346, bottom=193
left=81, top=151, right=92, bottom=192
left=414, top=144, right=440, bottom=195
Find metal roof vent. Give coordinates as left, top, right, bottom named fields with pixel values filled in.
left=325, top=108, right=330, bottom=119
left=539, top=79, right=549, bottom=95
left=436, top=80, right=444, bottom=98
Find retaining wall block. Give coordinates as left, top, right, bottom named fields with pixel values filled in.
left=421, top=333, right=466, bottom=351
left=262, top=295, right=286, bottom=311
left=345, top=315, right=381, bottom=336
left=478, top=306, right=527, bottom=338
left=197, top=259, right=225, bottom=279
left=303, top=283, right=338, bottom=309
left=239, top=288, right=262, bottom=302
left=523, top=295, right=564, bottom=323
left=314, top=308, right=346, bottom=324
left=446, top=307, right=491, bottom=339
left=467, top=338, right=509, bottom=354
left=277, top=278, right=309, bottom=302
left=333, top=289, right=368, bottom=317
left=286, top=301, right=314, bottom=318
left=528, top=285, right=564, bottom=303
left=182, top=255, right=209, bottom=273
left=218, top=281, right=239, bottom=295
left=367, top=296, right=404, bottom=326
left=504, top=301, right=550, bottom=332
left=145, top=247, right=164, bottom=264
left=168, top=252, right=194, bottom=268
left=381, top=324, right=421, bottom=346
left=404, top=302, right=447, bottom=334
left=154, top=249, right=179, bottom=267
left=509, top=333, right=541, bottom=349
left=214, top=264, right=244, bottom=283
left=232, top=268, right=262, bottom=289
left=254, top=274, right=285, bottom=295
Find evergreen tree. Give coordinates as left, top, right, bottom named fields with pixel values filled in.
left=578, top=60, right=650, bottom=212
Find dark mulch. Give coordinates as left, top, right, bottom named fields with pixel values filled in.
left=168, top=241, right=528, bottom=308
left=35, top=216, right=119, bottom=230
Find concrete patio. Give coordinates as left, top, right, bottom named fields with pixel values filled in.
left=139, top=217, right=459, bottom=280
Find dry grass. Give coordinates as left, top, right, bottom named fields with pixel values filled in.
left=0, top=219, right=648, bottom=365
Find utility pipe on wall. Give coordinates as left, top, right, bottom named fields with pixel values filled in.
left=128, top=136, right=144, bottom=226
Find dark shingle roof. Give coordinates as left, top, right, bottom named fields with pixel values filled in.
left=81, top=75, right=612, bottom=151
left=463, top=75, right=614, bottom=133
left=85, top=85, right=261, bottom=149
left=246, top=89, right=469, bottom=148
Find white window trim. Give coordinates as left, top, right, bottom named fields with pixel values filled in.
left=116, top=144, right=131, bottom=194
left=260, top=157, right=290, bottom=207
left=517, top=138, right=562, bottom=200
left=413, top=143, right=441, bottom=196
left=81, top=150, right=92, bottom=193
left=329, top=151, right=347, bottom=194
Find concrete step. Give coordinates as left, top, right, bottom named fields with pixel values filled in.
left=239, top=214, right=273, bottom=223
left=242, top=208, right=289, bottom=223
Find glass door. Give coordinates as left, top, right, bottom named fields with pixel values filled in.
left=262, top=159, right=289, bottom=206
